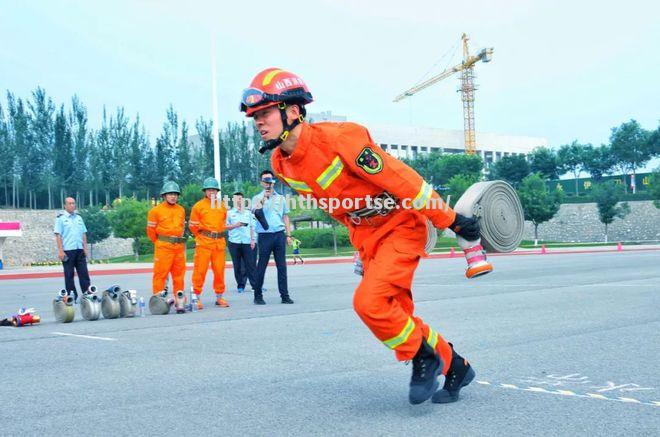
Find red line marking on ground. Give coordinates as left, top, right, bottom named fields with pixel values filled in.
left=1, top=247, right=658, bottom=281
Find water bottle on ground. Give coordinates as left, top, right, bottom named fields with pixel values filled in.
left=138, top=297, right=146, bottom=317
left=191, top=293, right=198, bottom=313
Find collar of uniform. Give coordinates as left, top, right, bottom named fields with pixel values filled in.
left=258, top=189, right=280, bottom=198
left=278, top=122, right=311, bottom=166
left=63, top=211, right=77, bottom=218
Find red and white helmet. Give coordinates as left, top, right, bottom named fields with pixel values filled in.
left=240, top=68, right=313, bottom=117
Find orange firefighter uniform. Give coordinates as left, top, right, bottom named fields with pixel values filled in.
left=271, top=121, right=456, bottom=371
left=147, top=201, right=187, bottom=294
left=189, top=197, right=228, bottom=297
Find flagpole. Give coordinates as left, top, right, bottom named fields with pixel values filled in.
left=211, top=35, right=221, bottom=189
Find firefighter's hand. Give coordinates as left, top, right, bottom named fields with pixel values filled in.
left=250, top=240, right=255, bottom=250
left=58, top=250, right=65, bottom=261
left=83, top=247, right=89, bottom=259
left=449, top=213, right=481, bottom=241
left=286, top=236, right=292, bottom=246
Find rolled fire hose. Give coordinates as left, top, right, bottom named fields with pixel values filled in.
left=119, top=290, right=138, bottom=318
left=452, top=180, right=524, bottom=253
left=53, top=289, right=75, bottom=323
left=101, top=286, right=122, bottom=319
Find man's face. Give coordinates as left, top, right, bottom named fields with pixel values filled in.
left=253, top=106, right=282, bottom=142
left=64, top=198, right=76, bottom=213
left=260, top=174, right=275, bottom=192
left=233, top=195, right=244, bottom=208
left=164, top=193, right=179, bottom=204
left=205, top=189, right=218, bottom=200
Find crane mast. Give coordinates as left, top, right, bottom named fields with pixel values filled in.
left=394, top=34, right=493, bottom=155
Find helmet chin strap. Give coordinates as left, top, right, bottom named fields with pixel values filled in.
left=258, top=103, right=304, bottom=154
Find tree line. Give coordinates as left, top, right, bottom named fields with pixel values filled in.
left=401, top=119, right=659, bottom=196
left=0, top=87, right=271, bottom=210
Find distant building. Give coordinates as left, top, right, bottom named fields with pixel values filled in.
left=308, top=111, right=547, bottom=166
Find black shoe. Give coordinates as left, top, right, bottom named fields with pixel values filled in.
left=281, top=296, right=294, bottom=304
left=409, top=339, right=443, bottom=405
left=432, top=343, right=475, bottom=404
left=254, top=296, right=266, bottom=305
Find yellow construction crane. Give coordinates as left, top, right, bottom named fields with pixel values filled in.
left=393, top=33, right=493, bottom=155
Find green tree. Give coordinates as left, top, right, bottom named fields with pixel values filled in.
left=592, top=181, right=630, bottom=242
left=195, top=117, right=215, bottom=179
left=52, top=105, right=74, bottom=207
left=108, top=197, right=150, bottom=259
left=609, top=120, right=653, bottom=193
left=68, top=96, right=90, bottom=207
left=446, top=174, right=479, bottom=207
left=109, top=107, right=132, bottom=198
left=155, top=105, right=180, bottom=183
left=7, top=93, right=32, bottom=208
left=92, top=108, right=115, bottom=206
left=528, top=147, right=559, bottom=180
left=557, top=140, right=588, bottom=195
left=402, top=152, right=443, bottom=185
left=0, top=102, right=11, bottom=207
left=649, top=168, right=660, bottom=209
left=647, top=125, right=660, bottom=157
left=489, top=154, right=530, bottom=187
left=177, top=120, right=194, bottom=186
left=27, top=87, right=55, bottom=209
left=179, top=183, right=203, bottom=218
left=79, top=205, right=111, bottom=258
left=436, top=153, right=483, bottom=185
left=517, top=173, right=562, bottom=245
left=582, top=144, right=614, bottom=182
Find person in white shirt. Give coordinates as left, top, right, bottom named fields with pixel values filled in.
left=226, top=192, right=258, bottom=293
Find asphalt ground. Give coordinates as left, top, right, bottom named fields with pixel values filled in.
left=0, top=251, right=658, bottom=436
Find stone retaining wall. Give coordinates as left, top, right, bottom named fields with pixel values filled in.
left=0, top=209, right=133, bottom=267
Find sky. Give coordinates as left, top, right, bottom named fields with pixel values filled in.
left=1, top=0, right=658, bottom=150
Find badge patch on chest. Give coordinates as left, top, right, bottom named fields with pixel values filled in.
left=356, top=147, right=383, bottom=174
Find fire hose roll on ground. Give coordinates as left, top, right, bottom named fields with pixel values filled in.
left=453, top=180, right=524, bottom=253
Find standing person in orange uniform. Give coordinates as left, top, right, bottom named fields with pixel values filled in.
left=240, top=68, right=493, bottom=405
left=147, top=181, right=187, bottom=312
left=188, top=177, right=244, bottom=309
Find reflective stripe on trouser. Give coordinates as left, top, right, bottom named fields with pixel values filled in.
left=352, top=220, right=452, bottom=373
left=152, top=243, right=186, bottom=294
left=192, top=242, right=226, bottom=295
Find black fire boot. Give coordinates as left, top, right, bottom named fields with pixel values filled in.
left=432, top=343, right=475, bottom=404
left=409, top=339, right=443, bottom=405
left=254, top=293, right=266, bottom=305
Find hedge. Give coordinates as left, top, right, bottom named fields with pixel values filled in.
left=292, top=226, right=350, bottom=248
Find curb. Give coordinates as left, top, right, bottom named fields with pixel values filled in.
left=1, top=246, right=658, bottom=281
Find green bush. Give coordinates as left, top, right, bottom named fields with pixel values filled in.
left=133, top=236, right=154, bottom=255
left=292, top=226, right=350, bottom=248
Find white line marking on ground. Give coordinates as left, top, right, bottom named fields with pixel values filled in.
left=52, top=332, right=117, bottom=341
left=617, top=397, right=642, bottom=403
left=478, top=380, right=658, bottom=408
left=524, top=387, right=550, bottom=393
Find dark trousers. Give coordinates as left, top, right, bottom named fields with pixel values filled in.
left=228, top=241, right=257, bottom=290
left=62, top=249, right=91, bottom=299
left=255, top=231, right=289, bottom=299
